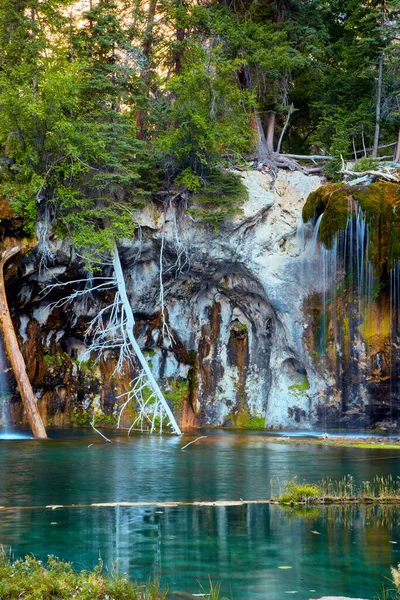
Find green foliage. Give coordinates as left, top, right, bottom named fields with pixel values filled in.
left=351, top=157, right=379, bottom=172
left=0, top=553, right=167, bottom=600
left=278, top=477, right=322, bottom=504
left=188, top=169, right=248, bottom=227
left=155, top=37, right=254, bottom=182
left=1, top=0, right=400, bottom=246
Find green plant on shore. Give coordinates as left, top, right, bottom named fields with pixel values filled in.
left=0, top=553, right=167, bottom=600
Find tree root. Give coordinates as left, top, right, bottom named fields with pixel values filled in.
left=255, top=152, right=329, bottom=182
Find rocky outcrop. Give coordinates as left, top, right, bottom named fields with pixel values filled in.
left=4, top=170, right=339, bottom=430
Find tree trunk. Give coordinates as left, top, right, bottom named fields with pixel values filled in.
left=276, top=103, right=294, bottom=154
left=254, top=114, right=270, bottom=160
left=173, top=26, right=185, bottom=73
left=112, top=248, right=182, bottom=435
left=266, top=112, right=276, bottom=154
left=395, top=127, right=400, bottom=164
left=0, top=246, right=47, bottom=438
left=136, top=0, right=157, bottom=140
left=372, top=54, right=384, bottom=158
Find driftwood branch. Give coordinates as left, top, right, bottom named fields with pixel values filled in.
left=276, top=104, right=294, bottom=154
left=181, top=436, right=207, bottom=450
left=340, top=168, right=400, bottom=183
left=281, top=153, right=335, bottom=162
left=91, top=417, right=113, bottom=443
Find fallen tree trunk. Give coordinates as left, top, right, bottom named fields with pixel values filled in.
left=340, top=168, right=400, bottom=183
left=0, top=246, right=47, bottom=439
left=281, top=153, right=335, bottom=162
left=112, top=247, right=182, bottom=435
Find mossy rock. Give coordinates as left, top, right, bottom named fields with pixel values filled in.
left=289, top=376, right=310, bottom=397
left=303, top=182, right=400, bottom=272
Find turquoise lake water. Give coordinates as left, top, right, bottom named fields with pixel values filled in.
left=1, top=428, right=400, bottom=599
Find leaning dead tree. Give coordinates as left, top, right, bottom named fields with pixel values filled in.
left=0, top=245, right=47, bottom=438
left=48, top=245, right=182, bottom=436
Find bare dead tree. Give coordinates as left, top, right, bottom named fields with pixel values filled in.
left=45, top=245, right=182, bottom=436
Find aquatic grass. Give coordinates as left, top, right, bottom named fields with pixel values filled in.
left=276, top=475, right=400, bottom=505
left=276, top=477, right=322, bottom=503
left=199, top=577, right=232, bottom=600
left=376, top=565, right=400, bottom=600
left=0, top=553, right=167, bottom=599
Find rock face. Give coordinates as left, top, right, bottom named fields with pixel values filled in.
left=4, top=170, right=341, bottom=430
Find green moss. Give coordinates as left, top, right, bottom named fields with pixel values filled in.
left=235, top=409, right=250, bottom=428
left=43, top=353, right=63, bottom=368
left=303, top=182, right=400, bottom=273
left=244, top=416, right=265, bottom=429
left=70, top=408, right=92, bottom=426
left=289, top=376, right=310, bottom=396
left=76, top=358, right=97, bottom=372
left=342, top=315, right=350, bottom=338
left=164, top=379, right=189, bottom=413
left=70, top=408, right=117, bottom=428
left=319, top=189, right=353, bottom=248
left=143, top=349, right=156, bottom=357
left=302, top=184, right=342, bottom=223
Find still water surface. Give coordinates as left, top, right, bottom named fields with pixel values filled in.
left=1, top=428, right=400, bottom=599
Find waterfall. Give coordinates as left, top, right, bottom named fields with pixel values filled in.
left=0, top=335, right=10, bottom=430
left=390, top=262, right=400, bottom=430
left=303, top=206, right=387, bottom=428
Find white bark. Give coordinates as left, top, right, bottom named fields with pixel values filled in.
left=395, top=128, right=400, bottom=164
left=112, top=247, right=182, bottom=435
left=276, top=103, right=294, bottom=154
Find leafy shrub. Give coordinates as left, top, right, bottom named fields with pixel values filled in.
left=0, top=553, right=167, bottom=600
left=278, top=477, right=322, bottom=504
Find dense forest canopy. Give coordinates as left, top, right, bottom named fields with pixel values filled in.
left=0, top=0, right=399, bottom=251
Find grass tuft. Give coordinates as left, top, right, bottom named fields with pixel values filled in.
left=276, top=475, right=400, bottom=505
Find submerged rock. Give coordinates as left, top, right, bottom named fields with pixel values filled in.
left=313, top=597, right=370, bottom=600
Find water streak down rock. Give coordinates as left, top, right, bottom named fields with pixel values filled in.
left=303, top=182, right=400, bottom=429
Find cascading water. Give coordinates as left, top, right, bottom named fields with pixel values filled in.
left=0, top=334, right=10, bottom=430
left=302, top=204, right=396, bottom=429
left=0, top=336, right=30, bottom=440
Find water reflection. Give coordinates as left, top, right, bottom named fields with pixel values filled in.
left=0, top=431, right=400, bottom=598
left=0, top=504, right=399, bottom=599
left=1, top=430, right=400, bottom=508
